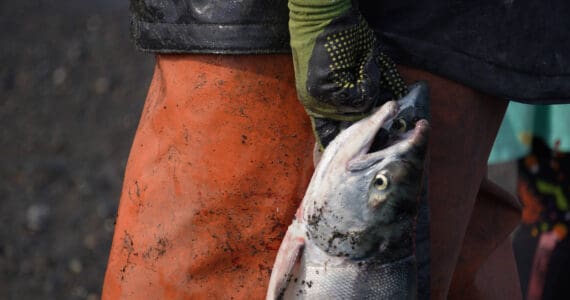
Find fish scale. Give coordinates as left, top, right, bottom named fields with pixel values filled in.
left=284, top=255, right=416, bottom=299
left=267, top=83, right=430, bottom=299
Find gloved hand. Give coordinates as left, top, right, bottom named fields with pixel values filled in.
left=289, top=0, right=408, bottom=149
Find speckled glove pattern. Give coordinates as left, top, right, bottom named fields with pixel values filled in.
left=289, top=0, right=407, bottom=148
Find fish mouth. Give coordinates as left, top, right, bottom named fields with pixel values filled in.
left=347, top=117, right=429, bottom=171
left=356, top=82, right=429, bottom=156
left=382, top=118, right=430, bottom=152
left=319, top=82, right=429, bottom=172
left=369, top=82, right=429, bottom=153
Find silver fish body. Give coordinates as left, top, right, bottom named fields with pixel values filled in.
left=266, top=83, right=430, bottom=300
left=279, top=221, right=417, bottom=299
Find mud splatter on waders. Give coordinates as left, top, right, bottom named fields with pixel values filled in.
left=102, top=55, right=316, bottom=298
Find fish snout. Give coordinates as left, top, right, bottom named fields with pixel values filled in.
left=409, top=119, right=430, bottom=148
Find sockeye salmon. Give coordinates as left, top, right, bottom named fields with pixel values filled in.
left=266, top=83, right=430, bottom=299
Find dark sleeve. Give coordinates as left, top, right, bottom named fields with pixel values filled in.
left=360, top=0, right=570, bottom=104
left=130, top=0, right=291, bottom=54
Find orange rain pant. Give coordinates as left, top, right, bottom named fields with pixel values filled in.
left=102, top=55, right=315, bottom=298
left=397, top=67, right=522, bottom=300
left=103, top=56, right=521, bottom=299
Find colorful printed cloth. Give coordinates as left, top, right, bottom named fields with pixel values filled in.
left=517, top=137, right=569, bottom=240
left=490, top=103, right=570, bottom=299
left=516, top=137, right=570, bottom=300
left=489, top=103, right=570, bottom=164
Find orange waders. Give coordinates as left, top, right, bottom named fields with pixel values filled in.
left=103, top=56, right=521, bottom=299
left=102, top=54, right=315, bottom=299
left=397, top=67, right=522, bottom=300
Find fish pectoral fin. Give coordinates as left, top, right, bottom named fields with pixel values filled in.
left=266, top=224, right=305, bottom=300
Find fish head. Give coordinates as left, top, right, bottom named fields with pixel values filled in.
left=303, top=83, right=430, bottom=260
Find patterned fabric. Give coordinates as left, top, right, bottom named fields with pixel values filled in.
left=514, top=137, right=570, bottom=300
left=517, top=137, right=570, bottom=238
left=324, top=15, right=377, bottom=90
left=489, top=103, right=570, bottom=164
left=490, top=104, right=570, bottom=299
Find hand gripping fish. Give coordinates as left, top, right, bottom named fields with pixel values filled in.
left=266, top=83, right=430, bottom=299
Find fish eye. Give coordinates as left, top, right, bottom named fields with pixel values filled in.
left=373, top=173, right=389, bottom=190
left=397, top=119, right=407, bottom=132
left=391, top=118, right=407, bottom=133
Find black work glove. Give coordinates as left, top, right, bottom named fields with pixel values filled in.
left=289, top=0, right=408, bottom=149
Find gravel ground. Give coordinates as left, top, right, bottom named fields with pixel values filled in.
left=0, top=1, right=154, bottom=299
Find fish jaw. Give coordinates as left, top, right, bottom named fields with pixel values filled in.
left=301, top=100, right=399, bottom=214
left=301, top=90, right=430, bottom=260
left=266, top=84, right=430, bottom=299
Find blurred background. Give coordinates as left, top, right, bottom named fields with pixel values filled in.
left=1, top=1, right=568, bottom=299
left=0, top=1, right=153, bottom=299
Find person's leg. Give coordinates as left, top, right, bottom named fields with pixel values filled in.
left=397, top=66, right=509, bottom=299
left=470, top=238, right=522, bottom=300
left=448, top=177, right=522, bottom=299
left=102, top=54, right=315, bottom=299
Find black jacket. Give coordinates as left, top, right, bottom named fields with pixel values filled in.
left=130, top=0, right=570, bottom=102
left=130, top=0, right=290, bottom=54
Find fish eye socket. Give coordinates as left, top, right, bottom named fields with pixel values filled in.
left=373, top=173, right=389, bottom=190
left=397, top=119, right=407, bottom=132
left=391, top=118, right=407, bottom=133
